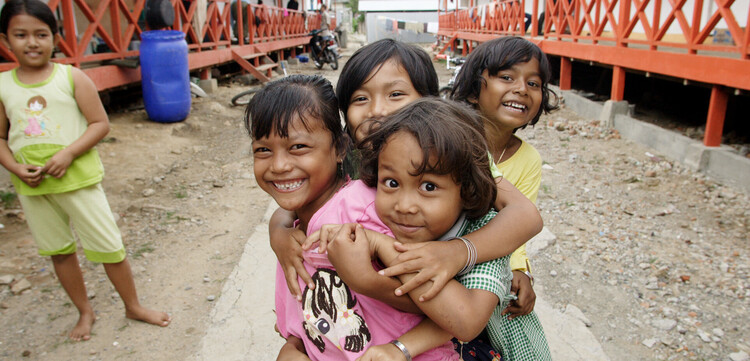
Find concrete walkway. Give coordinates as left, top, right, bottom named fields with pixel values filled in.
left=195, top=200, right=610, bottom=360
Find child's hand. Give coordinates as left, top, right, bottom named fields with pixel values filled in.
left=13, top=163, right=43, bottom=187
left=302, top=223, right=348, bottom=253
left=271, top=226, right=311, bottom=301
left=327, top=224, right=373, bottom=285
left=501, top=270, right=536, bottom=319
left=42, top=149, right=74, bottom=178
left=379, top=239, right=465, bottom=300
left=355, top=342, right=406, bottom=361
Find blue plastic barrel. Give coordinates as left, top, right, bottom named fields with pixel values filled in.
left=139, top=30, right=190, bottom=123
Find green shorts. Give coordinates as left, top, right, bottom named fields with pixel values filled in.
left=18, top=183, right=126, bottom=263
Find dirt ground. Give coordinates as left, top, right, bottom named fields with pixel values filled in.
left=1, top=42, right=748, bottom=361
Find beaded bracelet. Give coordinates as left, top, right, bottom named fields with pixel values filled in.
left=390, top=339, right=412, bottom=361
left=454, top=236, right=477, bottom=276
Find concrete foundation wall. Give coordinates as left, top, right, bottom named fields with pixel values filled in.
left=560, top=89, right=750, bottom=194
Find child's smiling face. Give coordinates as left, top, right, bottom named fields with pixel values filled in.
left=252, top=115, right=342, bottom=222
left=476, top=58, right=543, bottom=132
left=346, top=59, right=421, bottom=142
left=1, top=14, right=56, bottom=69
left=374, top=131, right=463, bottom=244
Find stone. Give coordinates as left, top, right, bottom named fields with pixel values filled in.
left=0, top=274, right=14, bottom=285
left=652, top=318, right=677, bottom=331
left=10, top=278, right=31, bottom=294
left=712, top=328, right=724, bottom=338
left=198, top=78, right=218, bottom=94
left=142, top=188, right=156, bottom=197
left=642, top=338, right=658, bottom=348
left=207, top=295, right=216, bottom=301
left=526, top=227, right=557, bottom=257
left=697, top=328, right=712, bottom=342
left=729, top=351, right=750, bottom=361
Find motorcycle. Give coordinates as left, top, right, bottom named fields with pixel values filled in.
left=309, top=29, right=339, bottom=70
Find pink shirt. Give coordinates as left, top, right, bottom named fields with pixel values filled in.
left=275, top=180, right=457, bottom=361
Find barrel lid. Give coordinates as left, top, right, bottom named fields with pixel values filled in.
left=141, top=30, right=185, bottom=40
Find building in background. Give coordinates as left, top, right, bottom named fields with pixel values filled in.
left=359, top=0, right=439, bottom=43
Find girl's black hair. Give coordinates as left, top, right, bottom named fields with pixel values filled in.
left=451, top=36, right=559, bottom=130
left=335, top=39, right=439, bottom=132
left=359, top=97, right=497, bottom=219
left=245, top=74, right=351, bottom=176
left=0, top=0, right=58, bottom=35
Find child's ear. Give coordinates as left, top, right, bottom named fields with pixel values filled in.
left=54, top=33, right=62, bottom=46
left=467, top=96, right=478, bottom=105
left=0, top=34, right=9, bottom=49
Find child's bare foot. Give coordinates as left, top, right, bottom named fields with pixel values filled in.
left=126, top=306, right=171, bottom=327
left=69, top=311, right=95, bottom=341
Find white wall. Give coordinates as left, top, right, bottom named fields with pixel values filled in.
left=360, top=0, right=438, bottom=11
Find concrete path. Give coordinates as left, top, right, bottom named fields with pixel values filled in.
left=195, top=200, right=610, bottom=360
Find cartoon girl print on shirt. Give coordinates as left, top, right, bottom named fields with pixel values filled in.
left=302, top=268, right=371, bottom=355
left=22, top=96, right=53, bottom=137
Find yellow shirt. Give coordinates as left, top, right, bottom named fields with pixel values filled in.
left=497, top=137, right=542, bottom=272
left=0, top=64, right=103, bottom=195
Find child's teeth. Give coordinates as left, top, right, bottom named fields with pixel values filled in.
left=275, top=180, right=302, bottom=190
left=504, top=102, right=526, bottom=110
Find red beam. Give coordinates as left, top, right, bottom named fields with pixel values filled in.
left=611, top=65, right=626, bottom=101
left=560, top=57, right=571, bottom=90
left=84, top=65, right=141, bottom=91
left=703, top=85, right=728, bottom=147
left=538, top=40, right=750, bottom=91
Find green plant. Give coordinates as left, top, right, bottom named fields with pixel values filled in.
left=174, top=187, right=187, bottom=199
left=132, top=242, right=155, bottom=259
left=1, top=189, right=17, bottom=208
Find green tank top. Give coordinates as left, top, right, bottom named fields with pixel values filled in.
left=0, top=63, right=104, bottom=195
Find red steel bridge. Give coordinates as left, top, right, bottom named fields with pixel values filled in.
left=436, top=0, right=749, bottom=147
left=1, top=0, right=746, bottom=147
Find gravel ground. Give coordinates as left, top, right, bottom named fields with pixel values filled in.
left=518, top=105, right=749, bottom=361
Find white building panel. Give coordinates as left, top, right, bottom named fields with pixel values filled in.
left=359, top=0, right=438, bottom=11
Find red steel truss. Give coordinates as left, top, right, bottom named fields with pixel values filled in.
left=438, top=0, right=749, bottom=147
left=0, top=0, right=334, bottom=91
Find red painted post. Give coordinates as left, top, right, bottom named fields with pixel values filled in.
left=531, top=0, right=539, bottom=37
left=200, top=68, right=211, bottom=80
left=559, top=57, right=571, bottom=90
left=237, top=0, right=245, bottom=45
left=611, top=65, right=625, bottom=101
left=61, top=0, right=78, bottom=63
left=703, top=85, right=728, bottom=147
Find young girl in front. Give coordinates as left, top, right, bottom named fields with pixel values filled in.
left=0, top=0, right=170, bottom=342
left=270, top=39, right=543, bottom=313
left=375, top=36, right=559, bottom=360
left=246, top=74, right=457, bottom=360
